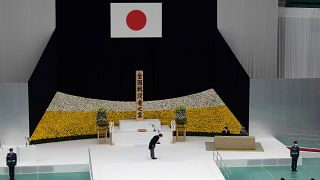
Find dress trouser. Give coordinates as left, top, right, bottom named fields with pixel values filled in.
left=291, top=157, right=298, bottom=170
left=8, top=165, right=15, bottom=180
left=150, top=146, right=155, bottom=158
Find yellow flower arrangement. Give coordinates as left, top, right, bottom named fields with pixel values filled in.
left=30, top=106, right=242, bottom=143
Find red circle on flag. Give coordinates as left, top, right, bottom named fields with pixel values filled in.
left=126, top=10, right=147, bottom=31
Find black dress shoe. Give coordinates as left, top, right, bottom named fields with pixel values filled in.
left=152, top=157, right=157, bottom=159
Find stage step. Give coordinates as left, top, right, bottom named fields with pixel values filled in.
left=223, top=157, right=302, bottom=167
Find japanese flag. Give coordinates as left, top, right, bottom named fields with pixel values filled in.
left=110, top=3, right=162, bottom=38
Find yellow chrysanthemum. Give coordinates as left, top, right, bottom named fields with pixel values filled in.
left=30, top=106, right=242, bottom=143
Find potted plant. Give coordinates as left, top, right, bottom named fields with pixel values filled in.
left=96, top=108, right=108, bottom=127
left=175, top=106, right=187, bottom=125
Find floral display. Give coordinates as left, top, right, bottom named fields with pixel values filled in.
left=30, top=106, right=242, bottom=144
left=29, top=111, right=97, bottom=144
left=175, top=106, right=187, bottom=125
left=96, top=108, right=108, bottom=126
left=30, top=88, right=242, bottom=144
left=47, top=89, right=224, bottom=112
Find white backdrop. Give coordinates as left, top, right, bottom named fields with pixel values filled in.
left=0, top=0, right=55, bottom=82
left=0, top=83, right=29, bottom=145
left=278, top=7, right=320, bottom=78
left=250, top=79, right=320, bottom=137
left=217, top=0, right=278, bottom=79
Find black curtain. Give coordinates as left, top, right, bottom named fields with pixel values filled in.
left=28, top=0, right=250, bottom=135
left=28, top=31, right=58, bottom=135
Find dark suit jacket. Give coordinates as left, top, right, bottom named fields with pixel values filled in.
left=240, top=129, right=248, bottom=136
left=6, top=153, right=17, bottom=166
left=290, top=145, right=300, bottom=158
left=222, top=129, right=230, bottom=136
left=149, top=135, right=160, bottom=149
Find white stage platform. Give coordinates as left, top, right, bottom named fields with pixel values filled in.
left=112, top=119, right=173, bottom=145
left=0, top=136, right=306, bottom=179
left=216, top=137, right=303, bottom=167
left=113, top=126, right=172, bottom=145
left=89, top=140, right=225, bottom=180
left=119, top=119, right=161, bottom=131
left=0, top=145, right=36, bottom=164
left=0, top=141, right=91, bottom=175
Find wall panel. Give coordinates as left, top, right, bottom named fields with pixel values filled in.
left=217, top=0, right=278, bottom=79
left=0, top=83, right=29, bottom=145
left=250, top=79, right=320, bottom=137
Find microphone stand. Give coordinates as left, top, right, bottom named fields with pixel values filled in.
left=152, top=124, right=161, bottom=144
left=149, top=123, right=156, bottom=132
left=153, top=123, right=161, bottom=134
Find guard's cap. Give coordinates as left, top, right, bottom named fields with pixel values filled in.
left=293, top=141, right=298, bottom=144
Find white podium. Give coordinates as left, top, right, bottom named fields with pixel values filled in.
left=112, top=119, right=172, bottom=145
left=119, top=119, right=161, bottom=131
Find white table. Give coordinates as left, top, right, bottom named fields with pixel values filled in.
left=112, top=119, right=172, bottom=145
left=119, top=119, right=161, bottom=131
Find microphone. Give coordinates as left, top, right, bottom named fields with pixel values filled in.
left=153, top=123, right=161, bottom=134
left=152, top=124, right=161, bottom=144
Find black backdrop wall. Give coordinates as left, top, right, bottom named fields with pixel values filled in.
left=28, top=0, right=250, bottom=135
left=56, top=0, right=216, bottom=100
left=214, top=32, right=250, bottom=130
left=28, top=32, right=58, bottom=136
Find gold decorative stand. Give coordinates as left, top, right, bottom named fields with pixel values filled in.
left=176, top=124, right=186, bottom=142
left=97, top=126, right=107, bottom=144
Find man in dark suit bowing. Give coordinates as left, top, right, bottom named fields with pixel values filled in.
left=149, top=134, right=163, bottom=159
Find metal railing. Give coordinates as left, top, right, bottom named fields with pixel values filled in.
left=213, top=150, right=231, bottom=179
left=88, top=148, right=94, bottom=180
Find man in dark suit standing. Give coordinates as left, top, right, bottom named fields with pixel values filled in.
left=290, top=141, right=299, bottom=172
left=6, top=148, right=17, bottom=180
left=149, top=134, right=162, bottom=159
left=221, top=127, right=230, bottom=136
left=240, top=127, right=248, bottom=136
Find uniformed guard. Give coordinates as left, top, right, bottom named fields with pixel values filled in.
left=6, top=148, right=17, bottom=180
left=290, top=140, right=299, bottom=172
